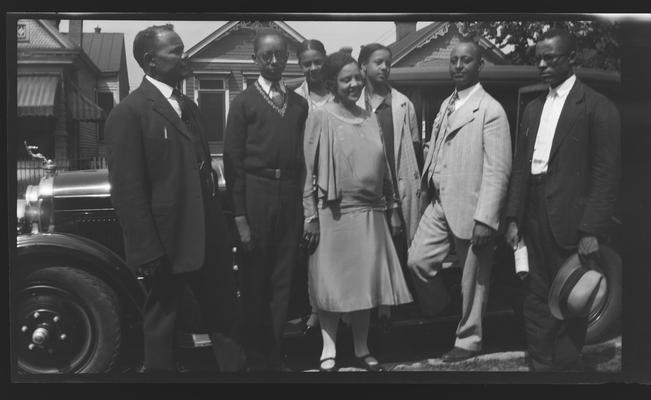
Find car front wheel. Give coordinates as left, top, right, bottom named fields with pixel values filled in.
left=15, top=266, right=121, bottom=374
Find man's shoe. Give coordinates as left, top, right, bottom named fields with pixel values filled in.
left=176, top=361, right=191, bottom=373
left=355, top=354, right=385, bottom=372
left=441, top=347, right=480, bottom=363
left=280, top=362, right=294, bottom=372
left=135, top=364, right=177, bottom=375
left=211, top=332, right=248, bottom=372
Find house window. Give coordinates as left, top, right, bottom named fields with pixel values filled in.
left=96, top=92, right=114, bottom=141
left=196, top=77, right=228, bottom=143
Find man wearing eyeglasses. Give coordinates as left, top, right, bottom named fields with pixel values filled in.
left=504, top=29, right=621, bottom=371
left=224, top=29, right=309, bottom=371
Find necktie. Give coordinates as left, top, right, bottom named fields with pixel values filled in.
left=269, top=82, right=284, bottom=108
left=171, top=88, right=188, bottom=121
left=432, top=91, right=459, bottom=149
left=446, top=90, right=459, bottom=116
left=426, top=90, right=459, bottom=184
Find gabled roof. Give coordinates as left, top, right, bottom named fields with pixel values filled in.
left=185, top=20, right=306, bottom=58
left=36, top=19, right=79, bottom=49
left=19, top=20, right=102, bottom=76
left=388, top=22, right=448, bottom=63
left=63, top=32, right=125, bottom=73
left=387, top=22, right=508, bottom=66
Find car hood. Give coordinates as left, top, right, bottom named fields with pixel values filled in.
left=52, top=169, right=110, bottom=198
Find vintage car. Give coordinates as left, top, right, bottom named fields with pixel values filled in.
left=13, top=66, right=623, bottom=374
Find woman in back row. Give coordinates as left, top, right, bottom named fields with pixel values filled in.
left=294, top=39, right=333, bottom=334
left=357, top=43, right=425, bottom=266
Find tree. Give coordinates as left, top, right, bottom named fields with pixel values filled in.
left=465, top=20, right=620, bottom=71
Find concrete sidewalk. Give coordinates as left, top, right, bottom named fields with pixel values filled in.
left=372, top=336, right=621, bottom=372
left=300, top=336, right=621, bottom=372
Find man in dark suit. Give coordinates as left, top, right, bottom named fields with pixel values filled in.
left=504, top=29, right=621, bottom=371
left=224, top=29, right=308, bottom=371
left=106, top=24, right=245, bottom=372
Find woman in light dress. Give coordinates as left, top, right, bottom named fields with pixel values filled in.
left=302, top=51, right=413, bottom=372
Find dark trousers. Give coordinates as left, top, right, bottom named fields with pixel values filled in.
left=523, top=178, right=587, bottom=371
left=142, top=189, right=244, bottom=371
left=239, top=173, right=302, bottom=370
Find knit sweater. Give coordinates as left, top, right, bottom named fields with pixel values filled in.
left=224, top=82, right=309, bottom=216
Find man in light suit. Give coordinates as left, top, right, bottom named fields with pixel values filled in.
left=407, top=38, right=512, bottom=362
left=107, top=24, right=245, bottom=372
left=504, top=29, right=621, bottom=371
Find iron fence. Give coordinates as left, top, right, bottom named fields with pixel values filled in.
left=17, top=156, right=108, bottom=197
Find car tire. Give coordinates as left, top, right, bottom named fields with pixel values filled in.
left=15, top=266, right=121, bottom=374
left=585, top=248, right=622, bottom=345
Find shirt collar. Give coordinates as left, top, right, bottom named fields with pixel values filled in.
left=258, top=75, right=286, bottom=95
left=549, top=74, right=576, bottom=98
left=146, top=75, right=175, bottom=99
left=455, top=82, right=482, bottom=103
left=296, top=80, right=309, bottom=99
left=364, top=86, right=392, bottom=112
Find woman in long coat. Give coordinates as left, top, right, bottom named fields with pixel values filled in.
left=357, top=43, right=426, bottom=254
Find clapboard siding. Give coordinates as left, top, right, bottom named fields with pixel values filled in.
left=198, top=29, right=254, bottom=60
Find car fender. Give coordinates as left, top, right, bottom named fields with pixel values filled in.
left=15, top=232, right=145, bottom=319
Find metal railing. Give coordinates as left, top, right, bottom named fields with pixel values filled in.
left=17, top=156, right=108, bottom=196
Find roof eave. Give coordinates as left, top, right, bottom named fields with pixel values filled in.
left=185, top=21, right=239, bottom=58
left=391, top=22, right=448, bottom=65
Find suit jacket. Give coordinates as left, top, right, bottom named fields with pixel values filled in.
left=106, top=77, right=213, bottom=274
left=505, top=79, right=621, bottom=249
left=422, top=85, right=512, bottom=240
left=357, top=87, right=426, bottom=244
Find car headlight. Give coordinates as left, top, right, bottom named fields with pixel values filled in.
left=16, top=199, right=27, bottom=234
left=16, top=196, right=42, bottom=235
left=17, top=187, right=42, bottom=234
left=19, top=177, right=54, bottom=234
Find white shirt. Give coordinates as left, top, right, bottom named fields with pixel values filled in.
left=453, top=82, right=482, bottom=112
left=257, top=75, right=286, bottom=96
left=531, top=74, right=576, bottom=174
left=146, top=75, right=183, bottom=118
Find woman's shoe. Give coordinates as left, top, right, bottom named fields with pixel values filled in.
left=356, top=354, right=385, bottom=372
left=319, top=357, right=337, bottom=372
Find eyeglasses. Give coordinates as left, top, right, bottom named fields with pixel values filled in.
left=535, top=53, right=569, bottom=65
left=258, top=51, right=288, bottom=64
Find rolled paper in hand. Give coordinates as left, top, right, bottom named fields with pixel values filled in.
left=514, top=239, right=529, bottom=280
